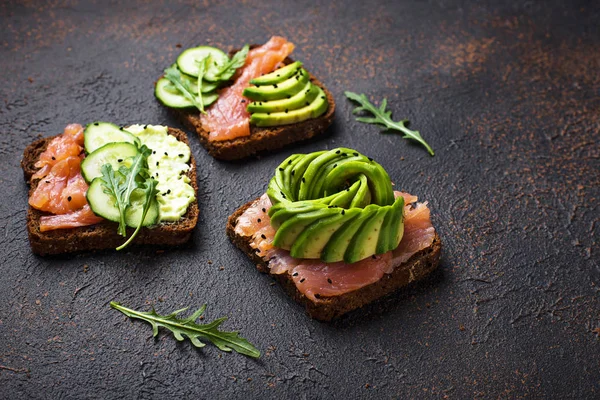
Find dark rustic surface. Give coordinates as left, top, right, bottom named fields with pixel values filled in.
left=1, top=0, right=598, bottom=398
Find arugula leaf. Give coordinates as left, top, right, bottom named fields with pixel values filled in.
left=345, top=91, right=434, bottom=156
left=110, top=302, right=261, bottom=358
left=212, top=44, right=249, bottom=81
left=115, top=177, right=158, bottom=251
left=164, top=65, right=204, bottom=112
left=195, top=55, right=212, bottom=113
left=99, top=145, right=156, bottom=249
left=100, top=164, right=129, bottom=236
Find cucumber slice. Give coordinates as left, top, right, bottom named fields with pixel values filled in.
left=176, top=46, right=228, bottom=80
left=87, top=178, right=159, bottom=227
left=155, top=78, right=219, bottom=109
left=84, top=122, right=140, bottom=154
left=80, top=142, right=139, bottom=183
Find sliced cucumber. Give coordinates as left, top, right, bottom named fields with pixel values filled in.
left=80, top=142, right=139, bottom=183
left=176, top=46, right=228, bottom=80
left=87, top=178, right=159, bottom=227
left=84, top=122, right=140, bottom=154
left=155, top=78, right=219, bottom=109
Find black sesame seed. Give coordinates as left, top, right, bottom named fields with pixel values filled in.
left=273, top=84, right=278, bottom=88
left=94, top=122, right=99, bottom=126
left=291, top=170, right=295, bottom=176
left=372, top=255, right=377, bottom=259
left=347, top=188, right=350, bottom=192
left=353, top=152, right=358, bottom=156
left=280, top=191, right=285, bottom=196
left=306, top=102, right=310, bottom=106
left=302, top=177, right=306, bottom=183
left=295, top=75, right=300, bottom=80
left=279, top=168, right=284, bottom=171
left=164, top=152, right=168, bottom=156
left=51, top=156, right=56, bottom=160
left=276, top=74, right=280, bottom=77
left=45, top=180, right=50, bottom=183
left=368, top=157, right=373, bottom=162
left=333, top=164, right=337, bottom=168
left=153, top=151, right=156, bottom=154
left=241, top=99, right=245, bottom=103
left=321, top=96, right=325, bottom=99
left=257, top=218, right=261, bottom=223
left=287, top=95, right=291, bottom=99
left=292, top=272, right=298, bottom=277
left=261, top=234, right=266, bottom=239
left=285, top=109, right=288, bottom=113
left=144, top=125, right=148, bottom=129
left=327, top=278, right=332, bottom=284
left=67, top=196, right=72, bottom=202
left=335, top=150, right=340, bottom=154
left=118, top=159, right=123, bottom=162
left=300, top=278, right=306, bottom=283
left=341, top=210, right=345, bottom=215
left=119, top=127, right=124, bottom=131
left=167, top=189, right=171, bottom=194
left=156, top=162, right=159, bottom=166
left=178, top=154, right=184, bottom=157
left=262, top=208, right=266, bottom=212
left=267, top=113, right=270, bottom=116
left=288, top=160, right=292, bottom=164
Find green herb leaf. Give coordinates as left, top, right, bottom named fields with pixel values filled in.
left=213, top=44, right=249, bottom=81
left=195, top=56, right=212, bottom=114
left=164, top=65, right=204, bottom=112
left=100, top=145, right=156, bottom=249
left=345, top=91, right=434, bottom=156
left=110, top=302, right=261, bottom=358
left=115, top=177, right=158, bottom=251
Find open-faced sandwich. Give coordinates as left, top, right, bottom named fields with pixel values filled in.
left=21, top=123, right=198, bottom=255
left=227, top=148, right=441, bottom=321
left=155, top=36, right=335, bottom=160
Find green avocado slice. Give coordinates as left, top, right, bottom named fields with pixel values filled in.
left=243, top=69, right=309, bottom=101
left=344, top=206, right=389, bottom=263
left=246, top=81, right=318, bottom=113
left=273, top=207, right=337, bottom=250
left=290, top=208, right=361, bottom=259
left=249, top=61, right=303, bottom=85
left=321, top=205, right=378, bottom=263
left=249, top=86, right=329, bottom=128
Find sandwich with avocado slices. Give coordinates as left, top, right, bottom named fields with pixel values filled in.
left=21, top=123, right=198, bottom=255
left=227, top=148, right=441, bottom=321
left=155, top=36, right=335, bottom=160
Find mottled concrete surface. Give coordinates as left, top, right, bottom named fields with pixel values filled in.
left=0, top=0, right=598, bottom=398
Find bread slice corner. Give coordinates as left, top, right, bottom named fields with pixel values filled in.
left=21, top=127, right=199, bottom=255
left=166, top=53, right=336, bottom=161
left=226, top=198, right=441, bottom=321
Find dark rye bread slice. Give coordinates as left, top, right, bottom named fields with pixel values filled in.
left=166, top=50, right=335, bottom=161
left=226, top=198, right=442, bottom=321
left=21, top=127, right=198, bottom=256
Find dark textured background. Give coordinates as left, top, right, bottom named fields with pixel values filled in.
left=1, top=0, right=599, bottom=398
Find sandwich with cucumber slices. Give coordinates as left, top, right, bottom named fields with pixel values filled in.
left=155, top=36, right=335, bottom=160
left=21, top=122, right=198, bottom=255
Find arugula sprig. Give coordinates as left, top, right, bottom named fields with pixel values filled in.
left=99, top=145, right=158, bottom=250
left=110, top=302, right=261, bottom=358
left=345, top=91, right=434, bottom=156
left=212, top=44, right=249, bottom=81
left=164, top=65, right=204, bottom=112
left=195, top=56, right=212, bottom=113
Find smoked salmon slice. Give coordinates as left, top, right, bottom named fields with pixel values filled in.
left=234, top=191, right=436, bottom=300
left=200, top=36, right=295, bottom=142
left=32, top=123, right=84, bottom=180
left=29, top=124, right=103, bottom=231
left=40, top=205, right=103, bottom=232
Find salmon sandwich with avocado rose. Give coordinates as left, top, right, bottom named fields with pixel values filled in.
left=227, top=148, right=441, bottom=321
left=155, top=36, right=335, bottom=160
left=22, top=123, right=198, bottom=255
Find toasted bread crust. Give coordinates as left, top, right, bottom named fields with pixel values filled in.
left=21, top=127, right=199, bottom=255
left=226, top=198, right=442, bottom=321
left=165, top=51, right=335, bottom=160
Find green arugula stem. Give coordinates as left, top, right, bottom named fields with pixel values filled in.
left=345, top=91, right=434, bottom=156
left=110, top=302, right=260, bottom=358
